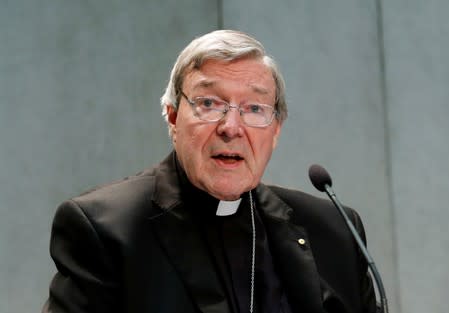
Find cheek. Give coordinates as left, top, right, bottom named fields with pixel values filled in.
left=176, top=124, right=213, bottom=168
left=182, top=125, right=210, bottom=152
left=250, top=135, right=276, bottom=169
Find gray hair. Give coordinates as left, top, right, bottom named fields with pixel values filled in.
left=160, top=30, right=287, bottom=132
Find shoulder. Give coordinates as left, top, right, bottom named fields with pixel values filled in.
left=75, top=166, right=158, bottom=214
left=267, top=184, right=332, bottom=210
left=265, top=184, right=338, bottom=219
left=73, top=168, right=157, bottom=216
left=263, top=184, right=364, bottom=237
left=52, top=167, right=162, bottom=243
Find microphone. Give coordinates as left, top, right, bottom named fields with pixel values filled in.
left=308, top=164, right=388, bottom=313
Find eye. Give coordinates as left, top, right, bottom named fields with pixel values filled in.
left=196, top=97, right=228, bottom=111
left=248, top=104, right=263, bottom=113
left=198, top=98, right=215, bottom=108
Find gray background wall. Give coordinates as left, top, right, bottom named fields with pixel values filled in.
left=1, top=1, right=448, bottom=312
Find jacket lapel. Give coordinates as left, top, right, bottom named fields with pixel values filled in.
left=146, top=152, right=336, bottom=313
left=256, top=184, right=326, bottom=313
left=150, top=204, right=231, bottom=313
left=148, top=152, right=231, bottom=313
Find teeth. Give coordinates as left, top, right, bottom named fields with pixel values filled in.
left=214, top=154, right=242, bottom=159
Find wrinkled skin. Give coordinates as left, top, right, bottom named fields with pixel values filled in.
left=167, top=58, right=282, bottom=200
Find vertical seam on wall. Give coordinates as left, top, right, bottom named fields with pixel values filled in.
left=375, top=0, right=402, bottom=312
left=217, top=0, right=223, bottom=29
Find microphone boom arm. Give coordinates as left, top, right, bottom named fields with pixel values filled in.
left=324, top=184, right=389, bottom=313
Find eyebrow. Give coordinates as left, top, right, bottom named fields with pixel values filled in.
left=192, top=80, right=216, bottom=90
left=192, top=79, right=270, bottom=95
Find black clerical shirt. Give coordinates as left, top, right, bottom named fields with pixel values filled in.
left=178, top=165, right=292, bottom=313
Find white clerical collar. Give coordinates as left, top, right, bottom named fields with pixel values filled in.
left=216, top=198, right=242, bottom=216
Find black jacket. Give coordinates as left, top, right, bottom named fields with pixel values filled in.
left=43, top=152, right=376, bottom=313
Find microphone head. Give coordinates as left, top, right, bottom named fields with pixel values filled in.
left=308, top=164, right=333, bottom=192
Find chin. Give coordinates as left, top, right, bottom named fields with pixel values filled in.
left=207, top=183, right=253, bottom=201
left=214, top=193, right=243, bottom=201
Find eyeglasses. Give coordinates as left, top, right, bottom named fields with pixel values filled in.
left=180, top=91, right=278, bottom=128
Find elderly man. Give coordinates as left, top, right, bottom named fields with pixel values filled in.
left=43, top=30, right=376, bottom=313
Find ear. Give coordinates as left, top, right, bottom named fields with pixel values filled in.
left=166, top=104, right=178, bottom=126
left=166, top=104, right=178, bottom=140
left=272, top=122, right=282, bottom=149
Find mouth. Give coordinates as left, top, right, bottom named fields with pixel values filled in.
left=212, top=153, right=244, bottom=164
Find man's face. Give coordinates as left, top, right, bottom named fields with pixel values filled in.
left=167, top=58, right=282, bottom=200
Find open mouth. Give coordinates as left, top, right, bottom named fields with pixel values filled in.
left=212, top=153, right=244, bottom=163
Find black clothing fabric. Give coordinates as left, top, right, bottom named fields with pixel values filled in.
left=42, top=151, right=377, bottom=313
left=178, top=162, right=290, bottom=313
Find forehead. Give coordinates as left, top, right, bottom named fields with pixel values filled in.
left=183, top=58, right=276, bottom=98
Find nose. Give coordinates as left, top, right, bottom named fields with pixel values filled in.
left=216, top=105, right=244, bottom=138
